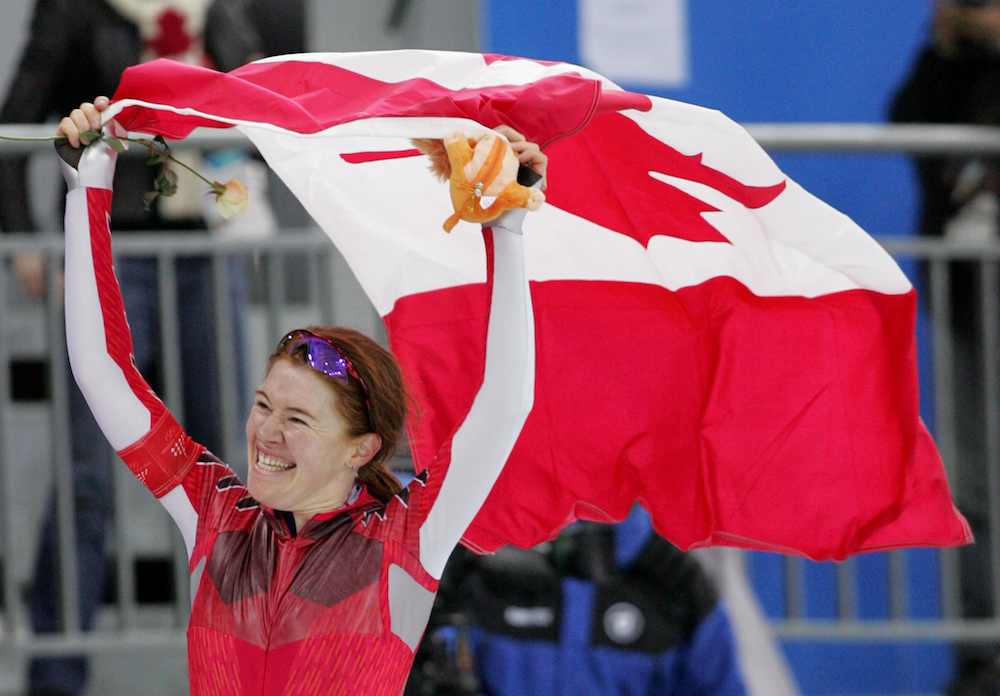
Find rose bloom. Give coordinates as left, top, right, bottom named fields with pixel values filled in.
left=215, top=178, right=248, bottom=219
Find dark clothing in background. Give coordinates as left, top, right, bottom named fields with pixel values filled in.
left=890, top=45, right=1000, bottom=238
left=0, top=0, right=259, bottom=233
left=407, top=516, right=746, bottom=696
left=890, top=40, right=1000, bottom=693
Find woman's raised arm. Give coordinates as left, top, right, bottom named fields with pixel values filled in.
left=408, top=128, right=545, bottom=579
left=60, top=99, right=205, bottom=556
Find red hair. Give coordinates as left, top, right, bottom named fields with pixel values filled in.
left=268, top=326, right=405, bottom=503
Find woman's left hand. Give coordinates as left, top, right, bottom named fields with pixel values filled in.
left=494, top=124, right=547, bottom=187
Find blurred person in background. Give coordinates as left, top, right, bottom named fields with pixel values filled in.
left=890, top=1, right=1000, bottom=693
left=407, top=507, right=749, bottom=696
left=0, top=2, right=260, bottom=694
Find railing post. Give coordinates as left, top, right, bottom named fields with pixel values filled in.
left=212, top=253, right=239, bottom=465
left=45, top=245, right=81, bottom=636
left=155, top=251, right=192, bottom=625
left=929, top=259, right=961, bottom=620
left=0, top=256, right=20, bottom=646
left=981, top=260, right=1000, bottom=617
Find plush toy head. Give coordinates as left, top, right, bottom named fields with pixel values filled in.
left=413, top=131, right=545, bottom=232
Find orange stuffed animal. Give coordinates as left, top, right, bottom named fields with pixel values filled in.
left=413, top=131, right=545, bottom=232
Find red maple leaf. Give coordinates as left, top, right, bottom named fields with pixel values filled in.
left=147, top=9, right=193, bottom=58
left=545, top=112, right=786, bottom=246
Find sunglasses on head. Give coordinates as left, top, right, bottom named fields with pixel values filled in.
left=276, top=329, right=368, bottom=396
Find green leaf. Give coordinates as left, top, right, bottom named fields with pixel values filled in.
left=105, top=136, right=126, bottom=153
left=155, top=167, right=178, bottom=197
left=142, top=191, right=159, bottom=211
left=80, top=130, right=101, bottom=145
left=146, top=135, right=172, bottom=161
left=155, top=168, right=178, bottom=197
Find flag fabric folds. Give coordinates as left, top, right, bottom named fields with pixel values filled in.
left=107, top=50, right=970, bottom=560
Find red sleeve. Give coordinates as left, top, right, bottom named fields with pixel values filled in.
left=117, top=409, right=201, bottom=498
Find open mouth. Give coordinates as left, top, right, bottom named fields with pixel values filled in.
left=255, top=450, right=296, bottom=473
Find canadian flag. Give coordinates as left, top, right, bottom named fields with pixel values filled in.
left=108, top=50, right=970, bottom=560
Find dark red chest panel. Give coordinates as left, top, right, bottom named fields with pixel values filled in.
left=192, top=498, right=387, bottom=650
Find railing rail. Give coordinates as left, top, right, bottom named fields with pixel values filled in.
left=2, top=121, right=1000, bottom=154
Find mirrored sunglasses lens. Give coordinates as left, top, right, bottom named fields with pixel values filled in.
left=297, top=336, right=350, bottom=383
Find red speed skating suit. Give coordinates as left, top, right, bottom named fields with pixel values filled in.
left=61, top=141, right=535, bottom=695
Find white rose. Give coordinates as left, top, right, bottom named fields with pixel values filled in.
left=213, top=179, right=248, bottom=219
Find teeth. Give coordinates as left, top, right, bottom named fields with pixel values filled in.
left=479, top=195, right=497, bottom=209
left=256, top=451, right=294, bottom=472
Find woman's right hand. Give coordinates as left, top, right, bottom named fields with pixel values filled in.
left=57, top=96, right=111, bottom=148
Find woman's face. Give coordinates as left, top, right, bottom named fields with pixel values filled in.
left=245, top=359, right=361, bottom=516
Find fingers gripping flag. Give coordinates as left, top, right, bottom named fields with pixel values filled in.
left=108, top=50, right=970, bottom=560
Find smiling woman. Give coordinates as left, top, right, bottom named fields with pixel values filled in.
left=57, top=97, right=544, bottom=696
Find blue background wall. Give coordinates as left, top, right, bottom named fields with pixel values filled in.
left=483, top=0, right=932, bottom=238
left=484, top=2, right=951, bottom=694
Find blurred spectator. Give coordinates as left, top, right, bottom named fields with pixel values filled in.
left=890, top=1, right=1000, bottom=693
left=407, top=507, right=748, bottom=696
left=0, top=1, right=260, bottom=694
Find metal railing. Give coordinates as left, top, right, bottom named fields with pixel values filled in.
left=0, top=123, right=996, bottom=663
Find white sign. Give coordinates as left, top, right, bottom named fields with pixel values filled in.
left=579, top=0, right=690, bottom=87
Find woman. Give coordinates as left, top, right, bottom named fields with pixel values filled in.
left=58, top=97, right=545, bottom=695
